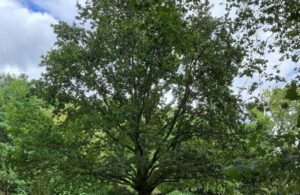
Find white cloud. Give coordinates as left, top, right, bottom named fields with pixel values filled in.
left=0, top=0, right=20, bottom=8
left=0, top=0, right=57, bottom=78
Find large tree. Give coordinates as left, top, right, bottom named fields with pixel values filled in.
left=36, top=0, right=243, bottom=194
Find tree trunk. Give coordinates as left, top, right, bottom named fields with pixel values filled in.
left=137, top=189, right=153, bottom=195
left=135, top=182, right=154, bottom=195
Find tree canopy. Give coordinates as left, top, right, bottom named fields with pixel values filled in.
left=37, top=0, right=244, bottom=194
left=0, top=0, right=299, bottom=194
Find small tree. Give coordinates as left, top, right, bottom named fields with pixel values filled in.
left=38, top=0, right=243, bottom=194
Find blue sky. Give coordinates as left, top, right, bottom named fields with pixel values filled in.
left=17, top=0, right=84, bottom=22
left=20, top=0, right=46, bottom=13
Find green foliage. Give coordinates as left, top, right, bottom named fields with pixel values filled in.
left=0, top=75, right=112, bottom=194
left=226, top=87, right=300, bottom=194
left=167, top=190, right=193, bottom=195
left=34, top=0, right=244, bottom=194
left=1, top=1, right=298, bottom=194
left=226, top=0, right=300, bottom=63
left=0, top=74, right=29, bottom=194
left=226, top=0, right=300, bottom=85
left=285, top=81, right=300, bottom=101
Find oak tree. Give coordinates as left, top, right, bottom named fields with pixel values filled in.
left=38, top=0, right=243, bottom=194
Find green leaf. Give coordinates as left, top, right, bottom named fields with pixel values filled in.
left=280, top=102, right=289, bottom=109
left=225, top=166, right=240, bottom=180
left=297, top=114, right=300, bottom=128
left=285, top=82, right=299, bottom=100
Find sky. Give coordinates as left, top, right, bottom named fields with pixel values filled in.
left=0, top=0, right=84, bottom=78
left=0, top=0, right=297, bottom=99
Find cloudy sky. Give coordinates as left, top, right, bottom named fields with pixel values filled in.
left=0, top=0, right=85, bottom=78
left=0, top=0, right=223, bottom=79
left=0, top=0, right=296, bottom=97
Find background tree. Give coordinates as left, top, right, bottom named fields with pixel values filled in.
left=223, top=4, right=300, bottom=192
left=0, top=75, right=29, bottom=195
left=0, top=75, right=112, bottom=194
left=36, top=0, right=244, bottom=194
left=227, top=87, right=300, bottom=194
left=225, top=0, right=299, bottom=83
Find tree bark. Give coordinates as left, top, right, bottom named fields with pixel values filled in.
left=137, top=189, right=153, bottom=195
left=135, top=181, right=154, bottom=195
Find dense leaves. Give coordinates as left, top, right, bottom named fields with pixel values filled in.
left=227, top=88, right=300, bottom=194
left=36, top=0, right=245, bottom=194
left=0, top=0, right=298, bottom=194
